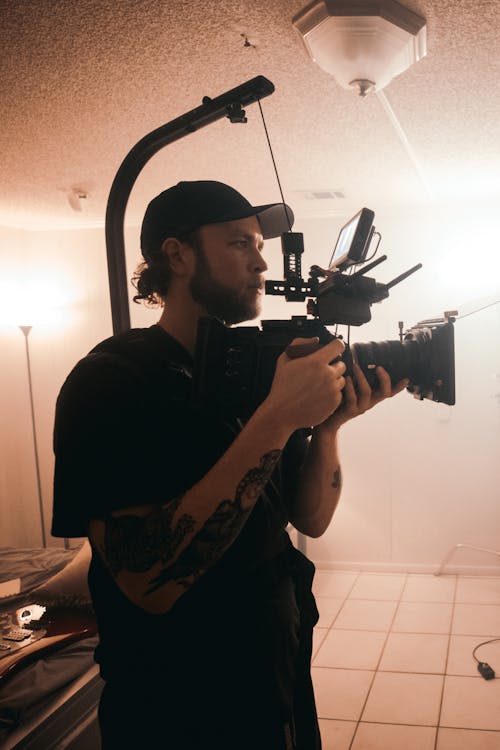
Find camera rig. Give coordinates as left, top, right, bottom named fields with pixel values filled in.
left=102, top=74, right=455, bottom=421
left=192, top=211, right=456, bottom=420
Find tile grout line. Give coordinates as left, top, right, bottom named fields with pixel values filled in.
left=314, top=570, right=361, bottom=747
left=315, top=572, right=500, bottom=747
left=312, top=572, right=361, bottom=662
left=432, top=573, right=458, bottom=750
left=347, top=572, right=409, bottom=750
left=323, top=571, right=362, bottom=629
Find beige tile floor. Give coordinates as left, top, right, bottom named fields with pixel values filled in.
left=311, top=570, right=500, bottom=749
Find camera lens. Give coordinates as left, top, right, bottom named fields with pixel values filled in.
left=351, top=330, right=431, bottom=389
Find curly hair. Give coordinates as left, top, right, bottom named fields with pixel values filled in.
left=132, top=230, right=201, bottom=307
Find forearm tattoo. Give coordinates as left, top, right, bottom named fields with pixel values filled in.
left=103, top=495, right=194, bottom=576
left=332, top=467, right=342, bottom=490
left=102, top=450, right=282, bottom=597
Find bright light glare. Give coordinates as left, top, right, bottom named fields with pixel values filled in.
left=0, top=275, right=74, bottom=329
left=431, top=217, right=500, bottom=302
left=432, top=162, right=500, bottom=203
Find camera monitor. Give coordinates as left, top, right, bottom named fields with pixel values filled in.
left=328, top=208, right=375, bottom=271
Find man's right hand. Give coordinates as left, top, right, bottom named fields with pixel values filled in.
left=265, top=337, right=347, bottom=432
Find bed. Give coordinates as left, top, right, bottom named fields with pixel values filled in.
left=0, top=543, right=103, bottom=749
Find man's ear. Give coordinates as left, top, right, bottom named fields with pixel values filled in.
left=160, top=237, right=195, bottom=277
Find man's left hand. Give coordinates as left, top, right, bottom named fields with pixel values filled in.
left=317, top=362, right=409, bottom=434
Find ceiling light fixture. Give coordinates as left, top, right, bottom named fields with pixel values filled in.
left=292, top=0, right=427, bottom=97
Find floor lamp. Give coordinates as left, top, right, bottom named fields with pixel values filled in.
left=19, top=325, right=47, bottom=548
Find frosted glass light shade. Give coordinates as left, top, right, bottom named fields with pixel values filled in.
left=292, top=0, right=426, bottom=95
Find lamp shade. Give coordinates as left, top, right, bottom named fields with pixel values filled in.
left=292, top=0, right=426, bottom=96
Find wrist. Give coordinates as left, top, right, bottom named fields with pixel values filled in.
left=312, top=419, right=341, bottom=442
left=249, top=398, right=294, bottom=448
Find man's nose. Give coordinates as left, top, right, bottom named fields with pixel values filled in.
left=250, top=246, right=267, bottom=273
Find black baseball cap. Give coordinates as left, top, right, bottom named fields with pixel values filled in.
left=140, top=180, right=294, bottom=260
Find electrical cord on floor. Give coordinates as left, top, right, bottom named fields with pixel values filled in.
left=472, top=638, right=500, bottom=679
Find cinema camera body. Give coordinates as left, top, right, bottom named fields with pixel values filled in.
left=192, top=208, right=456, bottom=420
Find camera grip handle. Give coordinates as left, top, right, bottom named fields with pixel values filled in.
left=285, top=340, right=322, bottom=358
left=285, top=338, right=354, bottom=380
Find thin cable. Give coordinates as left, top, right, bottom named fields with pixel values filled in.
left=257, top=99, right=293, bottom=232
left=472, top=637, right=500, bottom=663
left=363, top=232, right=381, bottom=264
left=458, top=298, right=500, bottom=320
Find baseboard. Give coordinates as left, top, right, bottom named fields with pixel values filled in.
left=312, top=559, right=500, bottom=576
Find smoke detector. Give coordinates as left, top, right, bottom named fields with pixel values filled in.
left=58, top=184, right=91, bottom=212
left=292, top=0, right=427, bottom=96
left=68, top=186, right=88, bottom=212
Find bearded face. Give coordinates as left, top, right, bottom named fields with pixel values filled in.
left=188, top=219, right=266, bottom=325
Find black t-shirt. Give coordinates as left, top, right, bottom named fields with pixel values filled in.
left=52, top=324, right=311, bottom=681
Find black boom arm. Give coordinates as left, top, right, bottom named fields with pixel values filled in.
left=105, top=76, right=275, bottom=334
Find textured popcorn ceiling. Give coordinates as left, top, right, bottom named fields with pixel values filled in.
left=1, top=0, right=499, bottom=229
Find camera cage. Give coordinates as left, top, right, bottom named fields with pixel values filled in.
left=192, top=211, right=456, bottom=418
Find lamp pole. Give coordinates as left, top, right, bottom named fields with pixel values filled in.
left=19, top=325, right=46, bottom=547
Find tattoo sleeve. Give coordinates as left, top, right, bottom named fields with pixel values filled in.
left=101, top=449, right=282, bottom=598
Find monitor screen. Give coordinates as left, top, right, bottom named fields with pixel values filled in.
left=329, top=208, right=375, bottom=271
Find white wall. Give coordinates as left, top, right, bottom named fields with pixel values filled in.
left=0, top=224, right=113, bottom=547
left=0, top=221, right=164, bottom=548
left=292, top=201, right=500, bottom=573
left=1, top=203, right=499, bottom=573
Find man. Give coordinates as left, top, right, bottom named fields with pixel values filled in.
left=52, top=180, right=407, bottom=749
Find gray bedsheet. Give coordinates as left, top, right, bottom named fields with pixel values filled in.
left=0, top=546, right=99, bottom=739
left=0, top=546, right=77, bottom=606
left=0, top=635, right=99, bottom=739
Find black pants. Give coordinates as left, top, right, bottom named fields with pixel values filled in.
left=97, top=614, right=321, bottom=750
left=98, top=549, right=321, bottom=749
left=98, top=678, right=303, bottom=750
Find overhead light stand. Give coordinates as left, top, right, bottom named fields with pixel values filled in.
left=105, top=76, right=276, bottom=335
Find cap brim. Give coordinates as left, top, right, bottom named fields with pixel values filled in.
left=205, top=202, right=294, bottom=239
left=254, top=203, right=295, bottom=239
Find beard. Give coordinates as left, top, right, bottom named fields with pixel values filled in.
left=189, top=246, right=261, bottom=325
